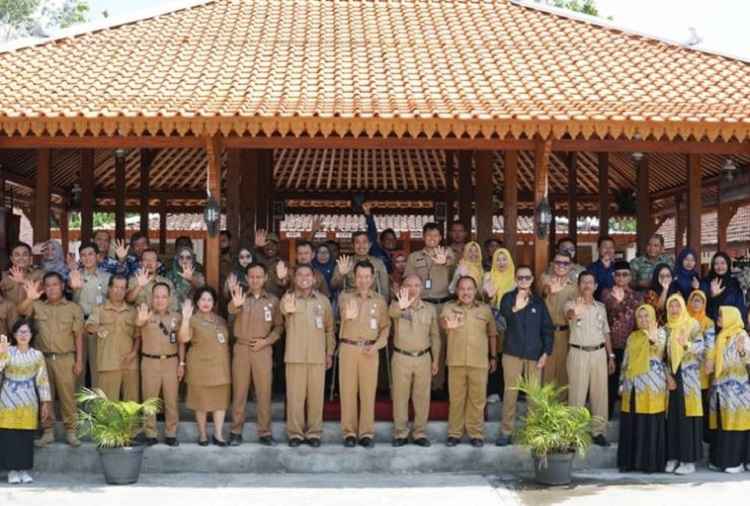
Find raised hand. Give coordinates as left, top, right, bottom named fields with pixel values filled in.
left=9, top=265, right=26, bottom=284
left=343, top=299, right=359, bottom=320
left=573, top=296, right=586, bottom=317
left=548, top=276, right=564, bottom=295
left=276, top=261, right=289, bottom=280
left=396, top=287, right=415, bottom=310
left=612, top=285, right=625, bottom=303
left=444, top=312, right=461, bottom=330
left=227, top=273, right=239, bottom=292
left=136, top=303, right=152, bottom=327
left=32, top=242, right=47, bottom=256
left=710, top=278, right=725, bottom=297
left=457, top=264, right=468, bottom=277
left=231, top=284, right=246, bottom=308
left=484, top=279, right=498, bottom=297
left=0, top=334, right=9, bottom=355
left=337, top=255, right=353, bottom=275
left=66, top=253, right=78, bottom=272
left=282, top=294, right=296, bottom=314
left=660, top=276, right=671, bottom=292
left=514, top=290, right=530, bottom=311
left=135, top=269, right=152, bottom=288
left=114, top=239, right=129, bottom=260
left=68, top=268, right=84, bottom=290
left=691, top=276, right=700, bottom=290
left=255, top=229, right=268, bottom=248
left=676, top=332, right=688, bottom=347
left=179, top=262, right=194, bottom=281
left=181, top=299, right=194, bottom=321
left=432, top=247, right=448, bottom=265
left=24, top=280, right=42, bottom=301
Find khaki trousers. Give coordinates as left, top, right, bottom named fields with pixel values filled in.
left=231, top=343, right=273, bottom=436
left=86, top=332, right=98, bottom=388
left=567, top=347, right=608, bottom=436
left=339, top=343, right=379, bottom=439
left=141, top=356, right=179, bottom=438
left=285, top=363, right=325, bottom=440
left=543, top=330, right=570, bottom=399
left=97, top=369, right=140, bottom=402
left=43, top=354, right=78, bottom=432
left=432, top=302, right=447, bottom=391
left=501, top=354, right=541, bottom=436
left=447, top=366, right=487, bottom=439
left=391, top=352, right=432, bottom=439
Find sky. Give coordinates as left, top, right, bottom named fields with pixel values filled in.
left=80, top=0, right=750, bottom=61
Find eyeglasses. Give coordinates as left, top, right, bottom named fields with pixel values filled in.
left=239, top=254, right=252, bottom=259
left=516, top=275, right=533, bottom=282
left=179, top=255, right=192, bottom=260
left=554, top=260, right=571, bottom=267
left=614, top=271, right=630, bottom=277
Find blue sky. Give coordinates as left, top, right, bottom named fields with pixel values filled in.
left=86, top=0, right=749, bottom=60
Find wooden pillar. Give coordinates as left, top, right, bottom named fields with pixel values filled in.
left=636, top=155, right=651, bottom=254
left=533, top=140, right=551, bottom=283
left=256, top=150, right=272, bottom=232
left=442, top=151, right=456, bottom=237
left=674, top=193, right=685, bottom=250
left=718, top=204, right=738, bottom=253
left=159, top=198, right=167, bottom=255
left=240, top=150, right=259, bottom=243
left=567, top=152, right=578, bottom=243
left=226, top=149, right=242, bottom=254
left=33, top=149, right=51, bottom=244
left=139, top=149, right=156, bottom=235
left=597, top=153, right=609, bottom=236
left=0, top=171, right=7, bottom=269
left=205, top=136, right=222, bottom=290
left=475, top=151, right=494, bottom=247
left=457, top=151, right=474, bottom=236
left=114, top=151, right=126, bottom=240
left=60, top=208, right=69, bottom=255
left=503, top=150, right=518, bottom=258
left=687, top=154, right=702, bottom=254
left=549, top=200, right=557, bottom=259
left=80, top=149, right=95, bottom=244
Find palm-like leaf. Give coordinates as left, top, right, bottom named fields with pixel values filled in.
left=76, top=388, right=162, bottom=448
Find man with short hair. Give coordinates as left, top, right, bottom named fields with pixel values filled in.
left=362, top=202, right=397, bottom=273
left=545, top=237, right=585, bottom=283
left=630, top=234, right=673, bottom=290
left=587, top=236, right=617, bottom=301
left=19, top=272, right=84, bottom=447
left=566, top=271, right=615, bottom=447
left=126, top=248, right=178, bottom=311
left=288, top=240, right=329, bottom=296
left=253, top=230, right=290, bottom=298
left=1, top=242, right=44, bottom=305
left=121, top=232, right=152, bottom=277
left=331, top=232, right=389, bottom=299
left=93, top=230, right=129, bottom=275
left=448, top=222, right=468, bottom=260
left=482, top=238, right=501, bottom=272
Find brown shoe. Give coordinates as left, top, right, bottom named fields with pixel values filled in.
left=34, top=430, right=55, bottom=448
left=66, top=432, right=81, bottom=448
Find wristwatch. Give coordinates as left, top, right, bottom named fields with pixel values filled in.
left=608, top=353, right=615, bottom=359
left=179, top=361, right=186, bottom=367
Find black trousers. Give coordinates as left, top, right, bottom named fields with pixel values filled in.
left=0, top=429, right=34, bottom=471
left=608, top=348, right=624, bottom=417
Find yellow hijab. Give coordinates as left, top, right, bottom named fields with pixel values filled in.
left=459, top=241, right=484, bottom=288
left=626, top=304, right=657, bottom=380
left=687, top=290, right=713, bottom=332
left=714, top=306, right=746, bottom=378
left=490, top=248, right=515, bottom=307
left=665, top=293, right=695, bottom=374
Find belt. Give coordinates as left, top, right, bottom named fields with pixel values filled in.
left=340, top=338, right=377, bottom=347
left=569, top=343, right=605, bottom=352
left=141, top=352, right=178, bottom=360
left=553, top=325, right=569, bottom=332
left=235, top=339, right=265, bottom=346
left=42, top=351, right=75, bottom=360
left=394, top=346, right=431, bottom=358
left=423, top=296, right=452, bottom=304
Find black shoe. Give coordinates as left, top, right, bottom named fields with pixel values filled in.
left=145, top=437, right=158, bottom=447
left=228, top=433, right=243, bottom=447
left=306, top=438, right=321, bottom=448
left=413, top=437, right=431, bottom=447
left=259, top=435, right=276, bottom=446
left=392, top=438, right=407, bottom=447
left=496, top=434, right=511, bottom=447
left=198, top=438, right=209, bottom=447
left=165, top=437, right=179, bottom=447
left=592, top=435, right=610, bottom=447
left=212, top=436, right=227, bottom=447
left=288, top=437, right=303, bottom=447
left=470, top=438, right=484, bottom=448
left=358, top=437, right=374, bottom=448
left=344, top=436, right=357, bottom=447
left=446, top=437, right=460, bottom=447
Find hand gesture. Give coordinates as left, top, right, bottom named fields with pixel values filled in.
left=647, top=323, right=658, bottom=344
left=691, top=276, right=700, bottom=290
left=363, top=344, right=377, bottom=356
left=227, top=273, right=239, bottom=292
left=337, top=255, right=353, bottom=275
left=32, top=241, right=47, bottom=256
left=66, top=252, right=78, bottom=272
left=710, top=278, right=725, bottom=297
left=396, top=287, right=416, bottom=310
left=177, top=364, right=185, bottom=382
left=135, top=269, right=152, bottom=288
left=457, top=264, right=468, bottom=277
left=484, top=279, right=498, bottom=297
left=68, top=268, right=83, bottom=290
left=548, top=276, right=564, bottom=295
left=276, top=261, right=288, bottom=281
left=659, top=276, right=671, bottom=292
left=611, top=285, right=625, bottom=303
left=573, top=296, right=586, bottom=318
left=282, top=294, right=297, bottom=314
left=114, top=239, right=129, bottom=260
left=136, top=303, right=152, bottom=327
left=181, top=299, right=194, bottom=322
left=179, top=262, right=194, bottom=281
left=515, top=290, right=530, bottom=311
left=249, top=338, right=269, bottom=352
left=255, top=229, right=268, bottom=248
left=676, top=332, right=688, bottom=347
left=24, top=280, right=42, bottom=301
left=537, top=353, right=547, bottom=369
left=231, top=284, right=246, bottom=308
left=432, top=246, right=448, bottom=265
left=444, top=312, right=461, bottom=330
left=737, top=336, right=746, bottom=355
left=9, top=265, right=26, bottom=284
left=343, top=299, right=359, bottom=320
left=0, top=334, right=9, bottom=355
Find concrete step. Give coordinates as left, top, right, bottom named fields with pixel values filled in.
left=33, top=441, right=617, bottom=474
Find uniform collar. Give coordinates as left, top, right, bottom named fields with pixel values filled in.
left=103, top=300, right=129, bottom=312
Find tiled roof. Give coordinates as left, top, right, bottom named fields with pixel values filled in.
left=1, top=0, right=749, bottom=140
left=656, top=204, right=750, bottom=249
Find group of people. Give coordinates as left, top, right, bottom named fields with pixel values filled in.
left=1, top=215, right=749, bottom=484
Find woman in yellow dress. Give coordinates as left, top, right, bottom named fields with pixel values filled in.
left=686, top=290, right=716, bottom=442
left=482, top=248, right=515, bottom=404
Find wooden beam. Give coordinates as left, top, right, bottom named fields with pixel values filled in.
left=674, top=193, right=685, bottom=250
left=687, top=154, right=702, bottom=254
left=80, top=149, right=95, bottom=243
left=159, top=198, right=167, bottom=255
left=567, top=152, right=578, bottom=243
left=114, top=152, right=126, bottom=240
left=457, top=151, right=473, bottom=235
left=226, top=149, right=242, bottom=254
left=598, top=152, right=610, bottom=236
left=503, top=150, right=519, bottom=258
left=636, top=155, right=652, bottom=254
left=475, top=151, right=494, bottom=247
left=205, top=136, right=222, bottom=290
left=33, top=149, right=50, bottom=244
left=533, top=140, right=551, bottom=284
left=139, top=149, right=157, bottom=234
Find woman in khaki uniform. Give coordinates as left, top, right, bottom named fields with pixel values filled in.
left=178, top=286, right=231, bottom=447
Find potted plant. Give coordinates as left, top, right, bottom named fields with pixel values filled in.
left=513, top=378, right=595, bottom=486
left=76, top=388, right=161, bottom=485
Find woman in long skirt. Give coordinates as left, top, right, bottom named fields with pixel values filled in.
left=0, top=319, right=51, bottom=484
left=664, top=294, right=704, bottom=475
left=706, top=306, right=750, bottom=473
left=686, top=290, right=716, bottom=443
left=618, top=305, right=668, bottom=473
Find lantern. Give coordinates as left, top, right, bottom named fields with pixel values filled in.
left=203, top=194, right=221, bottom=237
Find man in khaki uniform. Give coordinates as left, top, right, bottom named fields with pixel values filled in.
left=404, top=222, right=456, bottom=393
left=566, top=271, right=615, bottom=447
left=281, top=264, right=335, bottom=447
left=137, top=282, right=185, bottom=446
left=338, top=260, right=391, bottom=448
left=227, top=262, right=283, bottom=446
left=127, top=248, right=178, bottom=312
left=84, top=274, right=139, bottom=401
left=542, top=251, right=578, bottom=395
left=70, top=242, right=111, bottom=388
left=18, top=272, right=84, bottom=447
left=331, top=232, right=389, bottom=299
left=1, top=242, right=44, bottom=305
left=274, top=240, right=329, bottom=297
left=441, top=276, right=497, bottom=447
left=389, top=274, right=440, bottom=447
left=0, top=290, right=18, bottom=336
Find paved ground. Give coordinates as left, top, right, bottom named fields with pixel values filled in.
left=1, top=471, right=749, bottom=506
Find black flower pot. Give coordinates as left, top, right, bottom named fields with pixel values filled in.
left=97, top=445, right=145, bottom=485
left=532, top=451, right=575, bottom=486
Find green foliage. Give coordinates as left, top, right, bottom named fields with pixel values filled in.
left=49, top=0, right=90, bottom=29
left=549, top=0, right=601, bottom=17
left=67, top=212, right=115, bottom=230
left=513, top=378, right=597, bottom=462
left=76, top=388, right=161, bottom=448
left=0, top=0, right=89, bottom=41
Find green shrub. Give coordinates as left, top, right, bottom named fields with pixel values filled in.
left=76, top=388, right=161, bottom=448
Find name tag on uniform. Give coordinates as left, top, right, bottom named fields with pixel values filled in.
left=531, top=307, right=536, bottom=314
left=217, top=332, right=226, bottom=344
left=96, top=295, right=103, bottom=305
left=370, top=318, right=378, bottom=330
left=264, top=307, right=272, bottom=322
left=315, top=316, right=324, bottom=329
left=169, top=332, right=176, bottom=344
left=425, top=279, right=432, bottom=290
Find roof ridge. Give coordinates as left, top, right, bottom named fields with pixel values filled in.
left=0, top=0, right=214, bottom=54
left=509, top=0, right=750, bottom=64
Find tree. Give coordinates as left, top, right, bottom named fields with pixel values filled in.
left=0, top=0, right=89, bottom=42
left=537, top=0, right=608, bottom=18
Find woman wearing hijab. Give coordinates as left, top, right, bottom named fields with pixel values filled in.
left=449, top=241, right=483, bottom=297
left=388, top=250, right=407, bottom=297
left=674, top=248, right=702, bottom=300
left=618, top=304, right=668, bottom=473
left=165, top=246, right=205, bottom=305
left=686, top=290, right=716, bottom=442
left=706, top=306, right=750, bottom=473
left=664, top=293, right=704, bottom=475
left=701, top=252, right=748, bottom=326
left=482, top=248, right=515, bottom=404
left=223, top=247, right=254, bottom=297
left=311, top=244, right=335, bottom=296
left=38, top=240, right=69, bottom=280
left=643, top=264, right=679, bottom=324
